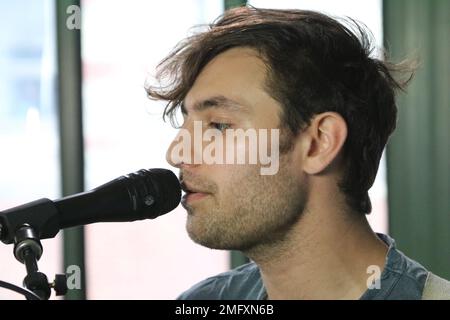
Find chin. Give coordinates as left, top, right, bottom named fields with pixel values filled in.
left=186, top=227, right=258, bottom=251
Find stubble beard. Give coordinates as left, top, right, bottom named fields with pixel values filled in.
left=185, top=153, right=308, bottom=256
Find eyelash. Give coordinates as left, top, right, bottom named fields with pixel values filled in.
left=210, top=122, right=232, bottom=131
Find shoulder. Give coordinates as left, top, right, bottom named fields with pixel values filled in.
left=364, top=234, right=430, bottom=300
left=422, top=272, right=450, bottom=300
left=177, top=261, right=265, bottom=300
left=374, top=236, right=430, bottom=300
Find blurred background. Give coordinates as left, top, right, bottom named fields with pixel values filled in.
left=0, top=0, right=448, bottom=299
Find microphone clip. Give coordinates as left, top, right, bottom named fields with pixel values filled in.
left=0, top=198, right=60, bottom=245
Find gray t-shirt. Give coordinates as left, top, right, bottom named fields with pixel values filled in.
left=178, top=233, right=429, bottom=300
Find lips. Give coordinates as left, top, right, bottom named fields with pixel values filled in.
left=180, top=181, right=210, bottom=206
left=180, top=181, right=207, bottom=194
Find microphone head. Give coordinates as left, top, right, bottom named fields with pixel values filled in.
left=124, top=168, right=181, bottom=219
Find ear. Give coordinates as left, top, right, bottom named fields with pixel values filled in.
left=300, top=112, right=348, bottom=175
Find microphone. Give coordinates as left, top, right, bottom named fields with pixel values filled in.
left=0, top=168, right=181, bottom=244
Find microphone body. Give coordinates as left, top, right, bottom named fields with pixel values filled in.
left=0, top=169, right=181, bottom=244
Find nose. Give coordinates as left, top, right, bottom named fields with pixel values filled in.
left=166, top=131, right=184, bottom=168
left=166, top=121, right=198, bottom=169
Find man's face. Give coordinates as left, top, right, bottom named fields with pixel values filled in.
left=166, top=47, right=308, bottom=251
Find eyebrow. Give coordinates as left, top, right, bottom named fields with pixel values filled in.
left=180, top=95, right=248, bottom=115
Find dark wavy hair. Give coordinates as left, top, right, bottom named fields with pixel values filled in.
left=146, top=6, right=414, bottom=214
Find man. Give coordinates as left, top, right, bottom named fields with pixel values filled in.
left=147, top=7, right=450, bottom=299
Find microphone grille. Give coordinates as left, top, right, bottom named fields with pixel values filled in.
left=127, top=168, right=181, bottom=218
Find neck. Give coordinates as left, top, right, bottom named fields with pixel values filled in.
left=243, top=205, right=388, bottom=300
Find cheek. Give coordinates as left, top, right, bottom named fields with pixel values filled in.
left=209, top=163, right=264, bottom=197
left=220, top=130, right=280, bottom=167
left=208, top=164, right=241, bottom=185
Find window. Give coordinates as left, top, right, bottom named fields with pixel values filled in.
left=0, top=0, right=62, bottom=299
left=82, top=0, right=228, bottom=299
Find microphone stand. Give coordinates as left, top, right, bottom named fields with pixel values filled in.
left=0, top=199, right=67, bottom=299
left=0, top=223, right=67, bottom=300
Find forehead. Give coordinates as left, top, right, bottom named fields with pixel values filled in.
left=183, top=47, right=277, bottom=116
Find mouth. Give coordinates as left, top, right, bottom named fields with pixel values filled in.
left=180, top=181, right=210, bottom=206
